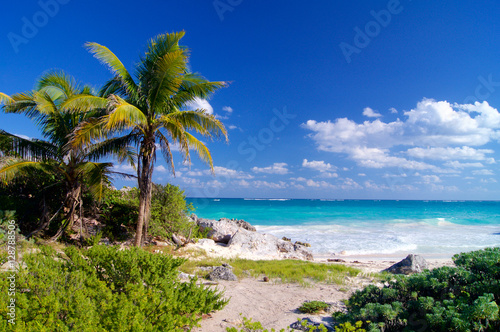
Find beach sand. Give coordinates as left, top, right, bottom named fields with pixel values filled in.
left=195, top=257, right=454, bottom=331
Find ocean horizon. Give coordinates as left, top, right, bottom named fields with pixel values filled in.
left=187, top=198, right=500, bottom=259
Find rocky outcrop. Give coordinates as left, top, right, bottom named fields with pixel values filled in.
left=208, top=265, right=238, bottom=281
left=197, top=218, right=256, bottom=244
left=194, top=218, right=314, bottom=261
left=385, top=254, right=429, bottom=275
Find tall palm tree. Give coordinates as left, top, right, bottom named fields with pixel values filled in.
left=0, top=71, right=135, bottom=239
left=66, top=31, right=228, bottom=246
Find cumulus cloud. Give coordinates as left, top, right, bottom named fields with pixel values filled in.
left=213, top=166, right=254, bottom=179
left=252, top=163, right=289, bottom=175
left=363, top=107, right=382, bottom=118
left=473, top=169, right=494, bottom=175
left=302, top=159, right=335, bottom=172
left=302, top=99, right=500, bottom=171
left=389, top=107, right=398, bottom=114
left=156, top=165, right=168, bottom=173
left=186, top=97, right=213, bottom=114
left=252, top=180, right=288, bottom=189
left=222, top=106, right=233, bottom=114
left=407, top=146, right=495, bottom=162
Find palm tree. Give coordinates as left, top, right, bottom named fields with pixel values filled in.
left=0, top=71, right=135, bottom=239
left=66, top=31, right=228, bottom=246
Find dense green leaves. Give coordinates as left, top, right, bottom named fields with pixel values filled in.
left=335, top=247, right=500, bottom=331
left=0, top=245, right=228, bottom=331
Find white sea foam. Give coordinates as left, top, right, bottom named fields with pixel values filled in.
left=256, top=222, right=500, bottom=257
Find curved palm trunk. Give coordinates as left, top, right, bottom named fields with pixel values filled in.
left=135, top=138, right=155, bottom=247
left=51, top=182, right=81, bottom=241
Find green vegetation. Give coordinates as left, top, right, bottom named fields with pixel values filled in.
left=229, top=259, right=360, bottom=285
left=0, top=245, right=228, bottom=331
left=334, top=247, right=500, bottom=331
left=0, top=71, right=135, bottom=240
left=225, top=316, right=328, bottom=332
left=177, top=255, right=361, bottom=285
left=65, top=31, right=228, bottom=246
left=298, top=301, right=330, bottom=314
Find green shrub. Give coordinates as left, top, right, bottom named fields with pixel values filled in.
left=149, top=183, right=199, bottom=240
left=99, top=186, right=139, bottom=241
left=0, top=244, right=228, bottom=331
left=334, top=247, right=500, bottom=331
left=298, top=301, right=330, bottom=314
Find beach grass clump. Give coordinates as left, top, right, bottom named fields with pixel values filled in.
left=334, top=247, right=500, bottom=331
left=0, top=244, right=228, bottom=331
left=298, top=300, right=330, bottom=314
left=228, top=259, right=361, bottom=285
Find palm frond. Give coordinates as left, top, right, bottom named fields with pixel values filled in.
left=0, top=130, right=59, bottom=160
left=147, top=50, right=187, bottom=112
left=85, top=42, right=138, bottom=99
left=106, top=95, right=148, bottom=130
left=184, top=132, right=214, bottom=173
left=155, top=131, right=175, bottom=175
left=78, top=162, right=113, bottom=201
left=0, top=158, right=58, bottom=183
left=161, top=110, right=228, bottom=141
left=85, top=133, right=139, bottom=165
left=36, top=70, right=79, bottom=99
left=0, top=92, right=13, bottom=105
left=62, top=95, right=108, bottom=113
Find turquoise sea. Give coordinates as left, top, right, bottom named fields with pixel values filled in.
left=187, top=198, right=500, bottom=258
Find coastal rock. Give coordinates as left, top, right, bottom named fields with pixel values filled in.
left=228, top=229, right=314, bottom=260
left=385, top=254, right=429, bottom=275
left=208, top=266, right=238, bottom=281
left=197, top=218, right=255, bottom=244
left=219, top=218, right=257, bottom=232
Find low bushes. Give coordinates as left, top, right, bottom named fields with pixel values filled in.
left=334, top=247, right=500, bottom=331
left=0, top=245, right=228, bottom=331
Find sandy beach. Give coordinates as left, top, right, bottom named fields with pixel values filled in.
left=194, top=257, right=455, bottom=331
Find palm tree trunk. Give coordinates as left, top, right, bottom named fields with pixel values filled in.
left=51, top=182, right=81, bottom=241
left=135, top=138, right=155, bottom=247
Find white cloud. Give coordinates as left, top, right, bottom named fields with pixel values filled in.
left=480, top=178, right=497, bottom=183
left=358, top=173, right=366, bottom=176
left=407, top=146, right=495, bottom=162
left=305, top=179, right=335, bottom=188
left=318, top=172, right=339, bottom=178
left=363, top=107, right=382, bottom=118
left=443, top=161, right=484, bottom=168
left=252, top=180, right=288, bottom=189
left=233, top=179, right=250, bottom=187
left=222, top=106, right=233, bottom=114
left=389, top=107, right=398, bottom=114
left=252, top=163, right=289, bottom=175
left=156, top=165, right=168, bottom=173
left=420, top=175, right=441, bottom=184
left=186, top=170, right=204, bottom=176
left=472, top=169, right=494, bottom=175
left=340, top=178, right=362, bottom=190
left=186, top=97, right=213, bottom=114
left=302, top=159, right=335, bottom=172
left=364, top=180, right=389, bottom=191
left=113, top=164, right=135, bottom=173
left=302, top=99, right=500, bottom=171
left=213, top=166, right=254, bottom=179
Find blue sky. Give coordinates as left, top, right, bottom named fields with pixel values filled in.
left=1, top=0, right=500, bottom=200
